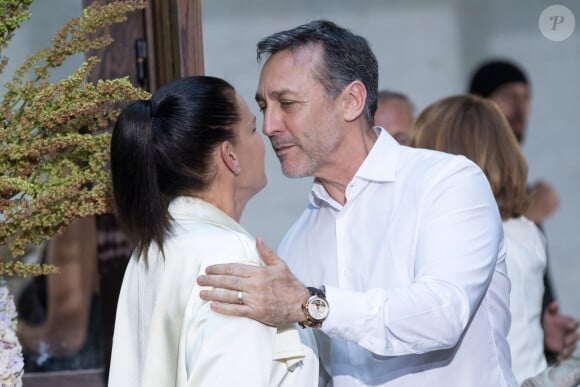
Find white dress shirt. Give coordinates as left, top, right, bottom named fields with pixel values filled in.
left=278, top=129, right=517, bottom=386
left=503, top=216, right=548, bottom=384
left=109, top=197, right=318, bottom=387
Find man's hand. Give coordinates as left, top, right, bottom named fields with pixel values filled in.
left=543, top=301, right=580, bottom=360
left=197, top=238, right=310, bottom=327
left=526, top=180, right=560, bottom=224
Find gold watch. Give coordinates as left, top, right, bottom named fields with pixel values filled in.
left=299, top=286, right=329, bottom=328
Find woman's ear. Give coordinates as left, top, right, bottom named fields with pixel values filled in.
left=220, top=141, right=241, bottom=176
left=342, top=80, right=367, bottom=122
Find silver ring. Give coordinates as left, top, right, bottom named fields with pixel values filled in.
left=237, top=290, right=243, bottom=305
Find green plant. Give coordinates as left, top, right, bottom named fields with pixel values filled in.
left=0, top=0, right=150, bottom=276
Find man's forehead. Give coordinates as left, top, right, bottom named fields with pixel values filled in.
left=256, top=46, right=323, bottom=99
left=260, top=43, right=322, bottom=72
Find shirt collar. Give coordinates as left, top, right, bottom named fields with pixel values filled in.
left=310, top=127, right=400, bottom=206
left=356, top=126, right=399, bottom=183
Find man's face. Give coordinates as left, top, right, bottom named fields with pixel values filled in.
left=489, top=82, right=530, bottom=143
left=255, top=45, right=343, bottom=178
left=374, top=98, right=414, bottom=146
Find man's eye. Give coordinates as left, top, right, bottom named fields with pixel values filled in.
left=280, top=101, right=294, bottom=107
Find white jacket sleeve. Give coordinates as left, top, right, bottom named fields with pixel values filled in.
left=184, top=300, right=275, bottom=387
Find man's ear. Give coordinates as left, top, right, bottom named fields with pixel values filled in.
left=342, top=80, right=367, bottom=122
left=220, top=141, right=241, bottom=175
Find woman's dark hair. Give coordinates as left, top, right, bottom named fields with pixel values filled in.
left=257, top=20, right=378, bottom=126
left=110, top=76, right=239, bottom=258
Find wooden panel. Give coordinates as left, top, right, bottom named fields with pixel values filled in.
left=175, top=0, right=204, bottom=77
left=83, top=0, right=148, bottom=88
left=23, top=369, right=105, bottom=387
left=148, top=0, right=204, bottom=88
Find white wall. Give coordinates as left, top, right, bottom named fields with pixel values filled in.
left=202, top=0, right=580, bottom=323
left=0, top=1, right=84, bottom=91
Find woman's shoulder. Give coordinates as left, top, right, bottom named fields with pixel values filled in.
left=167, top=221, right=262, bottom=266
left=502, top=216, right=543, bottom=240
left=502, top=216, right=547, bottom=258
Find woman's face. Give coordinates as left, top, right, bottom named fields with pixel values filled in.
left=232, top=91, right=267, bottom=199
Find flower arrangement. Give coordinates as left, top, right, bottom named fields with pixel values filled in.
left=0, top=0, right=150, bottom=276
left=0, top=283, right=23, bottom=386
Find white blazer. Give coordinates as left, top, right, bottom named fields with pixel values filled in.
left=109, top=196, right=318, bottom=387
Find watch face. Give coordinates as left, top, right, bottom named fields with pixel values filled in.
left=307, top=297, right=329, bottom=320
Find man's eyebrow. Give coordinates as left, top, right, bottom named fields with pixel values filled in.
left=255, top=89, right=294, bottom=102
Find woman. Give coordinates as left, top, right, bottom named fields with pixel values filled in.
left=410, top=94, right=546, bottom=384
left=108, top=76, right=318, bottom=386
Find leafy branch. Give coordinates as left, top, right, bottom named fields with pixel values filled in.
left=0, top=0, right=151, bottom=275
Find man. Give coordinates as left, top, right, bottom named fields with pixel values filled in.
left=469, top=59, right=579, bottom=362
left=198, top=21, right=517, bottom=386
left=374, top=90, right=414, bottom=145
left=468, top=60, right=559, bottom=224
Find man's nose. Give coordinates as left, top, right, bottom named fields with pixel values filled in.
left=262, top=108, right=282, bottom=136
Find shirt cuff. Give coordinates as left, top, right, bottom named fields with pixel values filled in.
left=321, top=285, right=371, bottom=343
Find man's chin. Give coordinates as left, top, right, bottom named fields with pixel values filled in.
left=281, top=164, right=308, bottom=178
left=509, top=122, right=526, bottom=143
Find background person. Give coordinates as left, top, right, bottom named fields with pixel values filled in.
left=374, top=89, right=414, bottom=145
left=469, top=60, right=579, bottom=362
left=411, top=94, right=546, bottom=384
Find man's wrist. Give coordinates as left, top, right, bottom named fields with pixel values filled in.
left=299, top=285, right=329, bottom=328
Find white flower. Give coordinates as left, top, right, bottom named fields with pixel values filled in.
left=0, top=284, right=24, bottom=387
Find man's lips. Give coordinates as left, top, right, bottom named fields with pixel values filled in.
left=272, top=143, right=296, bottom=156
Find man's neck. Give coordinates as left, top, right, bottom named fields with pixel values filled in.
left=316, top=126, right=378, bottom=205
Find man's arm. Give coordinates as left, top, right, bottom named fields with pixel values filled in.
left=526, top=180, right=560, bottom=224
left=318, top=164, right=504, bottom=355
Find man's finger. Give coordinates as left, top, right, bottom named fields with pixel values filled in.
left=546, top=301, right=559, bottom=314
left=208, top=301, right=250, bottom=318
left=199, top=288, right=248, bottom=305
left=566, top=317, right=580, bottom=330
left=564, top=332, right=579, bottom=347
left=256, top=237, right=282, bottom=266
left=197, top=273, right=245, bottom=290
left=204, top=262, right=259, bottom=277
